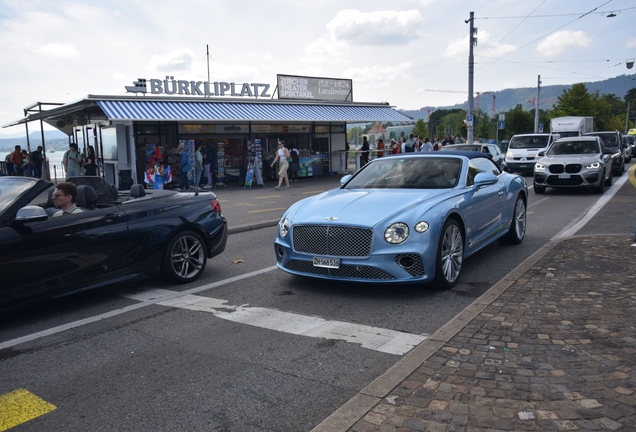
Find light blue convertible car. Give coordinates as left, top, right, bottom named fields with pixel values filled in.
left=274, top=152, right=528, bottom=289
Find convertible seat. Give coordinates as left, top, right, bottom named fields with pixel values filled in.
left=76, top=185, right=98, bottom=209
left=130, top=184, right=146, bottom=198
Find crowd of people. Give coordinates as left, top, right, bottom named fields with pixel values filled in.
left=5, top=143, right=99, bottom=180
left=6, top=145, right=44, bottom=178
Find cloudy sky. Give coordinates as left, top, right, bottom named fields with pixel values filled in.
left=1, top=0, right=635, bottom=136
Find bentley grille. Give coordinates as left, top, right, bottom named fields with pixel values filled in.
left=292, top=225, right=373, bottom=257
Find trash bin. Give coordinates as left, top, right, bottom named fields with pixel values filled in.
left=118, top=170, right=133, bottom=191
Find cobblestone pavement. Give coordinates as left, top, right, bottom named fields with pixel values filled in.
left=345, top=235, right=636, bottom=432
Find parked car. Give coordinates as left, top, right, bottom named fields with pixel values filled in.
left=533, top=136, right=613, bottom=194
left=440, top=143, right=506, bottom=170
left=0, top=176, right=228, bottom=311
left=583, top=131, right=627, bottom=175
left=504, top=133, right=553, bottom=174
left=622, top=134, right=634, bottom=163
left=274, top=152, right=527, bottom=289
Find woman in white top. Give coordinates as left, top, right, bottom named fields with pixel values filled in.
left=270, top=140, right=291, bottom=190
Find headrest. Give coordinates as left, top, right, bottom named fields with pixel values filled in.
left=76, top=185, right=98, bottom=208
left=130, top=184, right=146, bottom=198
left=47, top=186, right=55, bottom=206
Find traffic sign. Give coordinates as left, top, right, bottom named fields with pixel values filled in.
left=466, top=115, right=474, bottom=126
left=498, top=120, right=505, bottom=129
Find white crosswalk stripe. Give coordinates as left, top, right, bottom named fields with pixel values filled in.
left=119, top=288, right=428, bottom=355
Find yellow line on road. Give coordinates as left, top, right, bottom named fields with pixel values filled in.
left=255, top=195, right=281, bottom=199
left=0, top=389, right=56, bottom=431
left=247, top=208, right=286, bottom=214
left=302, top=190, right=327, bottom=195
left=629, top=164, right=636, bottom=188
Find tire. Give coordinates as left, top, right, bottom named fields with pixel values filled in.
left=594, top=170, right=605, bottom=194
left=533, top=181, right=546, bottom=194
left=604, top=169, right=613, bottom=187
left=433, top=219, right=463, bottom=290
left=161, top=230, right=208, bottom=283
left=499, top=196, right=526, bottom=244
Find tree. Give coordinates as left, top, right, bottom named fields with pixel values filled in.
left=473, top=108, right=492, bottom=141
left=503, top=104, right=534, bottom=137
left=550, top=83, right=594, bottom=117
left=347, top=126, right=364, bottom=146
left=412, top=119, right=428, bottom=138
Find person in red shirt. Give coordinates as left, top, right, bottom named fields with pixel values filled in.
left=377, top=138, right=385, bottom=158
left=9, top=145, right=24, bottom=176
left=390, top=139, right=399, bottom=154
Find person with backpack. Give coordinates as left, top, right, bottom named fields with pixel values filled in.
left=403, top=134, right=417, bottom=153
left=289, top=145, right=300, bottom=181
left=63, top=143, right=83, bottom=179
left=433, top=138, right=442, bottom=151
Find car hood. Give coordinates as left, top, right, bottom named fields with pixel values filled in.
left=285, top=188, right=454, bottom=227
left=538, top=154, right=601, bottom=164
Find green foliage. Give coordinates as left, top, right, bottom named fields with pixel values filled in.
left=503, top=104, right=534, bottom=137
left=412, top=119, right=428, bottom=138
left=347, top=126, right=364, bottom=145
left=550, top=83, right=594, bottom=117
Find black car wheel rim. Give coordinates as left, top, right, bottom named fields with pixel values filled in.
left=171, top=234, right=205, bottom=279
left=441, top=224, right=463, bottom=283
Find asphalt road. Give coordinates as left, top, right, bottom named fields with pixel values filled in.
left=1, top=164, right=635, bottom=431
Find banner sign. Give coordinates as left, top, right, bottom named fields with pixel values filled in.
left=277, top=74, right=352, bottom=102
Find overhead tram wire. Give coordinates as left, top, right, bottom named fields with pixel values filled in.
left=480, top=0, right=548, bottom=61
left=476, top=5, right=636, bottom=19
left=475, top=0, right=614, bottom=72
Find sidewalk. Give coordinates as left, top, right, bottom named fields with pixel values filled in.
left=314, top=235, right=636, bottom=432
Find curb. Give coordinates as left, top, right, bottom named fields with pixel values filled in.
left=310, top=238, right=563, bottom=432
left=227, top=219, right=279, bottom=235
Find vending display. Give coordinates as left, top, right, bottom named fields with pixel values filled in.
left=215, top=140, right=225, bottom=187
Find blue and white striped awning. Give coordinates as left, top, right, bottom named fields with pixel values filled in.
left=96, top=100, right=411, bottom=123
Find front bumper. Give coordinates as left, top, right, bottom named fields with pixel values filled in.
left=505, top=160, right=536, bottom=174
left=274, top=238, right=438, bottom=283
left=534, top=169, right=602, bottom=188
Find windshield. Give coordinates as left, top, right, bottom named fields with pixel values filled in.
left=441, top=145, right=480, bottom=152
left=547, top=141, right=599, bottom=156
left=509, top=135, right=548, bottom=149
left=0, top=178, right=36, bottom=214
left=344, top=157, right=463, bottom=189
left=588, top=133, right=617, bottom=147
left=556, top=131, right=579, bottom=138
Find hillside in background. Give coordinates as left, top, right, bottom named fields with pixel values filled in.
left=0, top=130, right=68, bottom=152
left=399, top=73, right=636, bottom=121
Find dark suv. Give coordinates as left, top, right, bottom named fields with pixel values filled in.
left=583, top=131, right=627, bottom=175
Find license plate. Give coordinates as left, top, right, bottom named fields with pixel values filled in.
left=558, top=174, right=570, bottom=179
left=519, top=164, right=527, bottom=168
left=313, top=257, right=340, bottom=269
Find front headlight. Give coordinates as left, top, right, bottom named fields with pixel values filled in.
left=585, top=162, right=600, bottom=169
left=535, top=163, right=546, bottom=171
left=506, top=151, right=514, bottom=158
left=415, top=221, right=430, bottom=233
left=279, top=217, right=290, bottom=238
left=384, top=222, right=409, bottom=244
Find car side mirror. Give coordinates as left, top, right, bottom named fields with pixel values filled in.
left=473, top=172, right=498, bottom=188
left=14, top=205, right=48, bottom=223
left=538, top=151, right=545, bottom=157
left=340, top=174, right=352, bottom=186
left=602, top=149, right=613, bottom=155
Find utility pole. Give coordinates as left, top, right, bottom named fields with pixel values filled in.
left=534, top=75, right=541, bottom=133
left=466, top=12, right=477, bottom=144
left=626, top=100, right=631, bottom=134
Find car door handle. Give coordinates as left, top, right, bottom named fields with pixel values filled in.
left=100, top=214, right=122, bottom=223
left=498, top=190, right=505, bottom=197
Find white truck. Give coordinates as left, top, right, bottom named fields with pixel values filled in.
left=550, top=116, right=594, bottom=138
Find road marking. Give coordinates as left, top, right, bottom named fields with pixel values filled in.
left=528, top=197, right=549, bottom=208
left=247, top=208, right=286, bottom=213
left=0, top=267, right=278, bottom=350
left=302, top=190, right=326, bottom=195
left=120, top=289, right=428, bottom=355
left=552, top=173, right=630, bottom=240
left=255, top=195, right=281, bottom=199
left=0, top=389, right=56, bottom=431
left=629, top=164, right=636, bottom=188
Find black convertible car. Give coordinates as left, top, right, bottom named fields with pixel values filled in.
left=0, top=176, right=227, bottom=311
